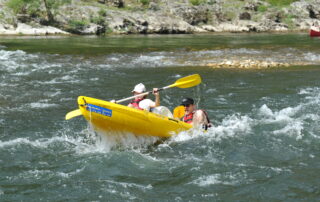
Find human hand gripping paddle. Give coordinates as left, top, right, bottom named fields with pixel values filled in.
left=65, top=74, right=202, bottom=120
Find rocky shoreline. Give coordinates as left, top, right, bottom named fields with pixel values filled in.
left=204, top=59, right=305, bottom=69
left=0, top=0, right=320, bottom=36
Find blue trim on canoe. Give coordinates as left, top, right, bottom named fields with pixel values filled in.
left=86, top=104, right=112, bottom=117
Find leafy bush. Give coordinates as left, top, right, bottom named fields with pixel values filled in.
left=140, top=0, right=150, bottom=6
left=7, top=0, right=23, bottom=14
left=68, top=20, right=88, bottom=31
left=265, top=0, right=298, bottom=6
left=90, top=16, right=105, bottom=25
left=98, top=8, right=107, bottom=17
left=258, top=5, right=268, bottom=12
left=7, top=0, right=71, bottom=23
left=283, top=14, right=296, bottom=29
left=189, top=0, right=204, bottom=6
left=7, top=0, right=39, bottom=14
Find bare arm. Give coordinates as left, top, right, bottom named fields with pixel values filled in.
left=153, top=88, right=160, bottom=107
left=193, top=110, right=208, bottom=126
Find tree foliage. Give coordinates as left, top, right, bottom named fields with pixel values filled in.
left=7, top=0, right=70, bottom=23
left=265, top=0, right=298, bottom=7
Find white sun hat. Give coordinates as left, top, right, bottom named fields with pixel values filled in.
left=132, top=83, right=146, bottom=93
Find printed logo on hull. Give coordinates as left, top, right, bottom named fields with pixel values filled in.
left=86, top=104, right=112, bottom=117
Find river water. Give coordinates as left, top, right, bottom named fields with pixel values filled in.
left=1, top=33, right=320, bottom=201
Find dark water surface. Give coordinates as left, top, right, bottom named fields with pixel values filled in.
left=1, top=34, right=320, bottom=201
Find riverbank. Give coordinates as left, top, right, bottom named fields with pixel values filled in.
left=0, top=0, right=319, bottom=36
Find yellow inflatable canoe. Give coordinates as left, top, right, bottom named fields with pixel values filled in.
left=78, top=96, right=192, bottom=138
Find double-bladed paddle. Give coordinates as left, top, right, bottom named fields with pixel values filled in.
left=65, top=74, right=202, bottom=120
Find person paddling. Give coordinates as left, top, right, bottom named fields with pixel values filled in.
left=180, top=98, right=211, bottom=129
left=128, top=83, right=160, bottom=111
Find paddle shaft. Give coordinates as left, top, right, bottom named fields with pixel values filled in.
left=115, top=87, right=167, bottom=103
left=115, top=74, right=201, bottom=103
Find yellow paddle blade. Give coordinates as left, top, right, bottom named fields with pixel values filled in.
left=168, top=74, right=202, bottom=89
left=65, top=109, right=82, bottom=120
left=173, top=105, right=185, bottom=119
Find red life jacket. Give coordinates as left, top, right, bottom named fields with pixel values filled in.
left=182, top=110, right=212, bottom=129
left=130, top=98, right=144, bottom=110
left=183, top=112, right=194, bottom=124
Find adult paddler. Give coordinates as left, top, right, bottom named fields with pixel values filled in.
left=179, top=98, right=211, bottom=130
left=128, top=83, right=160, bottom=111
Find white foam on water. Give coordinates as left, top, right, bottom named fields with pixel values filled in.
left=170, top=114, right=252, bottom=143
left=0, top=50, right=27, bottom=61
left=273, top=121, right=304, bottom=140
left=0, top=136, right=72, bottom=149
left=208, top=114, right=252, bottom=141
left=258, top=104, right=301, bottom=123
left=191, top=173, right=241, bottom=187
left=229, top=48, right=263, bottom=55
left=108, top=49, right=272, bottom=68
left=298, top=87, right=315, bottom=95
left=60, top=97, right=74, bottom=102
left=214, top=96, right=228, bottom=104
left=28, top=102, right=59, bottom=109
left=11, top=71, right=30, bottom=76
left=257, top=165, right=292, bottom=174
left=0, top=50, right=40, bottom=73
left=60, top=123, right=160, bottom=154
left=95, top=130, right=159, bottom=151
left=56, top=168, right=85, bottom=178
left=1, top=123, right=157, bottom=155
left=108, top=56, right=120, bottom=61
left=304, top=52, right=320, bottom=62
left=172, top=74, right=182, bottom=78
left=169, top=129, right=204, bottom=143
left=257, top=104, right=305, bottom=140
left=256, top=86, right=320, bottom=140
left=131, top=54, right=173, bottom=67
left=205, top=88, right=217, bottom=93
left=44, top=91, right=62, bottom=97
left=35, top=75, right=81, bottom=85
left=170, top=85, right=319, bottom=146
left=7, top=167, right=86, bottom=182
left=80, top=179, right=152, bottom=199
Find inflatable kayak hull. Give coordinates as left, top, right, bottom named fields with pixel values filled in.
left=78, top=96, right=192, bottom=138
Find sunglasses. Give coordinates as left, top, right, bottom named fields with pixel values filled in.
left=183, top=104, right=191, bottom=107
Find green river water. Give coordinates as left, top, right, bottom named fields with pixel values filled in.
left=0, top=33, right=320, bottom=201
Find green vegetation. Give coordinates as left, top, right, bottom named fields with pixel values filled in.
left=90, top=16, right=104, bottom=25
left=68, top=19, right=89, bottom=31
left=0, top=11, right=4, bottom=21
left=283, top=14, right=296, bottom=29
left=7, top=0, right=41, bottom=16
left=224, top=10, right=237, bottom=21
left=6, top=0, right=71, bottom=23
left=90, top=9, right=106, bottom=26
left=140, top=0, right=150, bottom=6
left=258, top=5, right=268, bottom=12
left=189, top=0, right=205, bottom=6
left=98, top=8, right=107, bottom=17
left=265, top=0, right=298, bottom=7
